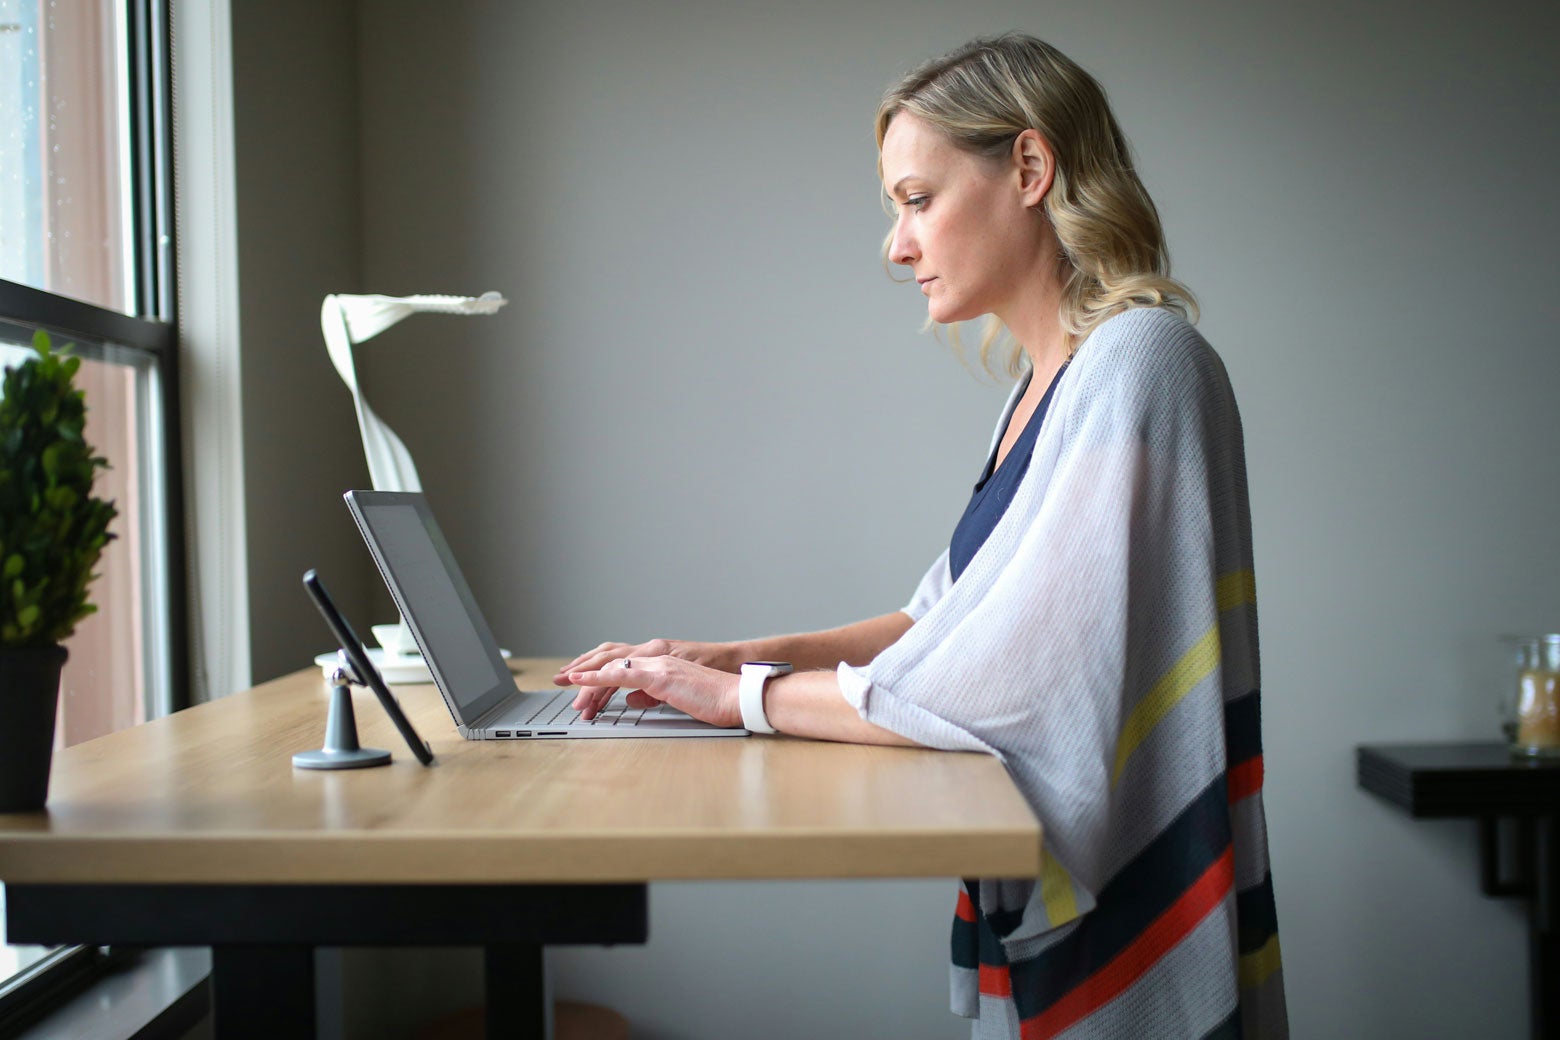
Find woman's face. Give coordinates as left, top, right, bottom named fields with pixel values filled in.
left=880, top=113, right=1048, bottom=327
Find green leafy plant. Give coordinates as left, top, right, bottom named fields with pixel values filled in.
left=0, top=330, right=117, bottom=647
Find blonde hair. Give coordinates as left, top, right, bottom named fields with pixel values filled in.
left=876, top=33, right=1196, bottom=374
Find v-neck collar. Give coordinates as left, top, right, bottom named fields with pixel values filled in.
left=974, top=359, right=1069, bottom=491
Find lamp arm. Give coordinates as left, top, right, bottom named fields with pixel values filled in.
left=319, top=290, right=507, bottom=656
left=320, top=291, right=506, bottom=495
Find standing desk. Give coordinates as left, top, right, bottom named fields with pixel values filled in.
left=0, top=661, right=1042, bottom=1039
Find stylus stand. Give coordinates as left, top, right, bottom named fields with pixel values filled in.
left=293, top=676, right=392, bottom=770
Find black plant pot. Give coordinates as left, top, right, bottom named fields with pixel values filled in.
left=0, top=645, right=67, bottom=812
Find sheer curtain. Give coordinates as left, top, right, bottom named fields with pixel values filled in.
left=0, top=0, right=181, bottom=1006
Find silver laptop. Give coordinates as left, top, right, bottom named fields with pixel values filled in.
left=344, top=490, right=746, bottom=740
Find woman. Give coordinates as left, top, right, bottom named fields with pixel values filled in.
left=558, top=33, right=1286, bottom=1040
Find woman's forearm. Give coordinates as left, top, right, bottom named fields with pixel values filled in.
left=733, top=611, right=913, bottom=670
left=763, top=668, right=922, bottom=746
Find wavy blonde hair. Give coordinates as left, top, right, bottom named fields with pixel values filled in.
left=876, top=33, right=1196, bottom=374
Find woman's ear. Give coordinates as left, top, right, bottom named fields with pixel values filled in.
left=1012, top=129, right=1055, bottom=207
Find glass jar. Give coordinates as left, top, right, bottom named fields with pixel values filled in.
left=1508, top=635, right=1560, bottom=758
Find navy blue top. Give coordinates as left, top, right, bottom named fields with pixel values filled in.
left=948, top=364, right=1067, bottom=583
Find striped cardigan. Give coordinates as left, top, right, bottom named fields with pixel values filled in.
left=837, top=308, right=1287, bottom=1039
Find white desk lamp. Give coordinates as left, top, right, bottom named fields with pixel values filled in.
left=316, top=290, right=508, bottom=684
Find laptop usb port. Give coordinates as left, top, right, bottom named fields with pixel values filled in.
left=494, top=731, right=511, bottom=738
left=515, top=730, right=531, bottom=737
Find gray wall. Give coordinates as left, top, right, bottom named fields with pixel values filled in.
left=232, top=0, right=373, bottom=682
left=234, top=0, right=1560, bottom=1036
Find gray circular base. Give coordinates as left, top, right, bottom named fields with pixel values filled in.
left=292, top=746, right=392, bottom=770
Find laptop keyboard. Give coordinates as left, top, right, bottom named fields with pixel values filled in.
left=523, top=691, right=647, bottom=727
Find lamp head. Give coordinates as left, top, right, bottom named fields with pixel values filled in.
left=326, top=291, right=508, bottom=345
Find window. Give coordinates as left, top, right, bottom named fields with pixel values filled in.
left=0, top=0, right=184, bottom=1019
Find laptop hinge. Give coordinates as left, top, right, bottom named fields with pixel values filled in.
left=469, top=696, right=521, bottom=734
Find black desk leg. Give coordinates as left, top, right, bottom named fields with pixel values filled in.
left=211, top=945, right=316, bottom=1040
left=485, top=942, right=546, bottom=1040
left=1535, top=816, right=1557, bottom=1040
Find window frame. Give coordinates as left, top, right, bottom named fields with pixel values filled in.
left=0, top=0, right=188, bottom=1022
left=0, top=0, right=185, bottom=713
left=0, top=279, right=189, bottom=717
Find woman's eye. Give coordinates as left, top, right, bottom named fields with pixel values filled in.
left=906, top=195, right=930, bottom=210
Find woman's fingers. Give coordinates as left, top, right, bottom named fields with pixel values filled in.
left=554, top=643, right=629, bottom=684
left=624, top=690, right=663, bottom=709
left=579, top=688, right=666, bottom=716
left=566, top=657, right=740, bottom=728
left=570, top=685, right=613, bottom=716
left=553, top=638, right=731, bottom=687
left=571, top=679, right=640, bottom=718
left=568, top=656, right=650, bottom=718
left=569, top=660, right=630, bottom=688
left=568, top=660, right=639, bottom=694
left=554, top=640, right=681, bottom=685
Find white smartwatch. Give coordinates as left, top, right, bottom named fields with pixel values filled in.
left=739, top=661, right=793, bottom=734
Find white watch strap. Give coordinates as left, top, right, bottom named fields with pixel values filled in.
left=739, top=663, right=791, bottom=734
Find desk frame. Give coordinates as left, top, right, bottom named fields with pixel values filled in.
left=7, top=882, right=647, bottom=1039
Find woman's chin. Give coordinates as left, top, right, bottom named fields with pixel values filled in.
left=927, top=300, right=976, bottom=326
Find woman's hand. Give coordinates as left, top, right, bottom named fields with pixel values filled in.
left=556, top=639, right=743, bottom=718
left=563, top=655, right=743, bottom=728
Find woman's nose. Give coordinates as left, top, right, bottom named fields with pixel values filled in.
left=890, top=220, right=917, bottom=267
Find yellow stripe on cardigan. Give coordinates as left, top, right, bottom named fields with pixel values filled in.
left=1039, top=847, right=1079, bottom=927
left=1216, top=569, right=1256, bottom=613
left=1239, top=933, right=1282, bottom=990
left=1111, top=570, right=1256, bottom=786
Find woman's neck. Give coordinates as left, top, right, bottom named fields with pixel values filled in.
left=998, top=251, right=1073, bottom=379
left=1005, top=303, right=1072, bottom=383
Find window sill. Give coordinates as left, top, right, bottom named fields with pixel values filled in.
left=14, top=948, right=209, bottom=1040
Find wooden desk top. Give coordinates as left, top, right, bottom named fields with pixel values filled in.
left=0, top=662, right=1042, bottom=884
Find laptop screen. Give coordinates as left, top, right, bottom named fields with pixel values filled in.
left=346, top=491, right=515, bottom=725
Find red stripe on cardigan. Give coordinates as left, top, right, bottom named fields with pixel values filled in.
left=1020, top=846, right=1236, bottom=1040
left=956, top=889, right=977, bottom=923
left=980, top=963, right=1014, bottom=998
left=1227, top=756, right=1264, bottom=804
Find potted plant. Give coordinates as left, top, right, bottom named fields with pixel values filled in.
left=0, top=330, right=117, bottom=811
